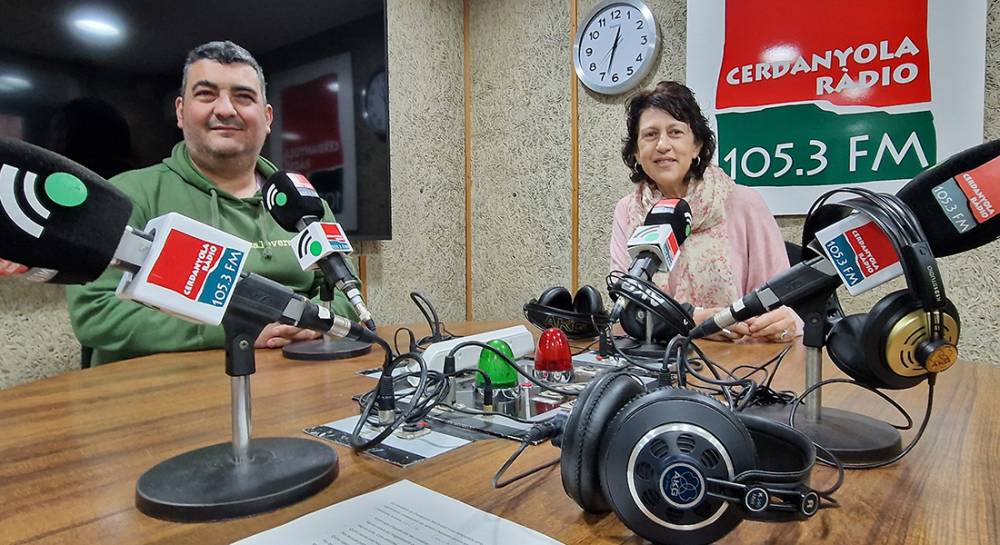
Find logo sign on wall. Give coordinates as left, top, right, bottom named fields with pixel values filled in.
left=687, top=0, right=987, bottom=214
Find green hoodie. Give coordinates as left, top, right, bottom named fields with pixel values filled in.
left=66, top=142, right=358, bottom=365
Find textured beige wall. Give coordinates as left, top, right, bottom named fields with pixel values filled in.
left=364, top=0, right=467, bottom=326
left=0, top=281, right=78, bottom=387
left=3, top=0, right=998, bottom=389
left=468, top=0, right=573, bottom=319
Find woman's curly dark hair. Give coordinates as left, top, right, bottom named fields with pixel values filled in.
left=621, top=80, right=716, bottom=184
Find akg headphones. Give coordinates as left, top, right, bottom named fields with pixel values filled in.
left=523, top=285, right=609, bottom=339
left=607, top=273, right=696, bottom=343
left=560, top=372, right=831, bottom=545
left=802, top=189, right=961, bottom=390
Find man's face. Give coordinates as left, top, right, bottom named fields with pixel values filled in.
left=176, top=59, right=272, bottom=166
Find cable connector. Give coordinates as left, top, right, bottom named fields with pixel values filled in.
left=443, top=355, right=457, bottom=375
left=524, top=412, right=568, bottom=444
left=482, top=382, right=494, bottom=413
left=375, top=374, right=396, bottom=426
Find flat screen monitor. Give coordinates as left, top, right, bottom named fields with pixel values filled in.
left=0, top=0, right=391, bottom=240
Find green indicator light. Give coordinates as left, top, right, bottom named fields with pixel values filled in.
left=477, top=339, right=518, bottom=388
left=44, top=173, right=88, bottom=207
left=309, top=240, right=323, bottom=256
left=275, top=192, right=288, bottom=206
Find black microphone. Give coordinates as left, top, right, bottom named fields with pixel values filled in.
left=608, top=198, right=693, bottom=324
left=262, top=171, right=375, bottom=330
left=691, top=140, right=1000, bottom=340
left=0, top=137, right=133, bottom=284
left=896, top=138, right=1000, bottom=256
left=229, top=272, right=380, bottom=345
left=689, top=255, right=841, bottom=339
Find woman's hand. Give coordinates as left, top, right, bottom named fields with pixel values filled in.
left=692, top=307, right=751, bottom=342
left=255, top=322, right=323, bottom=349
left=746, top=307, right=798, bottom=343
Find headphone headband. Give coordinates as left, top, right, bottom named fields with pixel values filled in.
left=802, top=191, right=947, bottom=313
left=608, top=275, right=695, bottom=335
left=706, top=478, right=821, bottom=518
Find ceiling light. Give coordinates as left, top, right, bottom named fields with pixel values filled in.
left=0, top=74, right=32, bottom=93
left=67, top=7, right=126, bottom=46
left=74, top=18, right=121, bottom=37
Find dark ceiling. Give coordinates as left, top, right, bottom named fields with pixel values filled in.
left=0, top=0, right=383, bottom=76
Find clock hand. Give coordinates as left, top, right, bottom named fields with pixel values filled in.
left=597, top=24, right=621, bottom=64
left=608, top=25, right=622, bottom=73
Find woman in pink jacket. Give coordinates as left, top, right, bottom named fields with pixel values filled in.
left=610, top=81, right=799, bottom=343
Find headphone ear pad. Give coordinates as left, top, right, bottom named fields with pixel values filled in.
left=827, top=314, right=879, bottom=385
left=573, top=284, right=604, bottom=315
left=538, top=286, right=573, bottom=310
left=862, top=290, right=944, bottom=390
left=619, top=298, right=693, bottom=343
left=561, top=373, right=645, bottom=513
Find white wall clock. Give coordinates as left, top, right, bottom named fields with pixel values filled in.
left=362, top=69, right=388, bottom=139
left=573, top=0, right=659, bottom=95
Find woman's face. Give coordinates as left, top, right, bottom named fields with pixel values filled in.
left=634, top=107, right=702, bottom=195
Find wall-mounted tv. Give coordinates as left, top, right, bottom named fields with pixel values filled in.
left=0, top=0, right=391, bottom=240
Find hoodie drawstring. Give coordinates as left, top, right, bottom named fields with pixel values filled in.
left=257, top=204, right=273, bottom=260
left=208, top=188, right=221, bottom=228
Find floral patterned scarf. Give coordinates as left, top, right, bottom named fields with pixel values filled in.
left=625, top=164, right=740, bottom=307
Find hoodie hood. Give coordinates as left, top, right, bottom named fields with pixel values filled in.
left=161, top=141, right=281, bottom=255
left=162, top=142, right=278, bottom=203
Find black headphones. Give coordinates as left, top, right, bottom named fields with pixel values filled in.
left=523, top=285, right=609, bottom=339
left=560, top=372, right=832, bottom=545
left=802, top=189, right=961, bottom=390
left=607, top=273, right=696, bottom=343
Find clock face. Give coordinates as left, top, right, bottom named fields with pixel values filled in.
left=362, top=70, right=388, bottom=138
left=574, top=0, right=659, bottom=95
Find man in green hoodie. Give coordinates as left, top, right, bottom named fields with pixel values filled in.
left=66, top=41, right=358, bottom=365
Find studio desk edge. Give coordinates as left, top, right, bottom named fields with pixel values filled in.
left=0, top=321, right=997, bottom=545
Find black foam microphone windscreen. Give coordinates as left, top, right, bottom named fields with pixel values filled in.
left=261, top=171, right=326, bottom=231
left=642, top=197, right=693, bottom=246
left=0, top=137, right=132, bottom=284
left=897, top=139, right=1000, bottom=257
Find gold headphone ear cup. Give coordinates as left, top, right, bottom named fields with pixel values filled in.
left=862, top=291, right=935, bottom=390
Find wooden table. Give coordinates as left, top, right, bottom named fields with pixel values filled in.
left=1, top=321, right=997, bottom=545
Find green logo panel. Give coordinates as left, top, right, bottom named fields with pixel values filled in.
left=717, top=104, right=936, bottom=187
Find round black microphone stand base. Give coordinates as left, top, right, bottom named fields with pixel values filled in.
left=283, top=337, right=372, bottom=361
left=135, top=437, right=338, bottom=522
left=619, top=339, right=670, bottom=359
left=743, top=404, right=903, bottom=464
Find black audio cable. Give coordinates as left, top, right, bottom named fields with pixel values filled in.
left=410, top=292, right=459, bottom=347
left=789, top=374, right=934, bottom=470
left=492, top=413, right=567, bottom=489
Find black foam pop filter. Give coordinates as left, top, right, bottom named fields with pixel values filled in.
left=261, top=171, right=326, bottom=232
left=0, top=137, right=132, bottom=284
left=896, top=139, right=1000, bottom=257
left=643, top=197, right=693, bottom=246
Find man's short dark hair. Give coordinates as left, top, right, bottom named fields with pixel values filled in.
left=180, top=40, right=267, bottom=100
